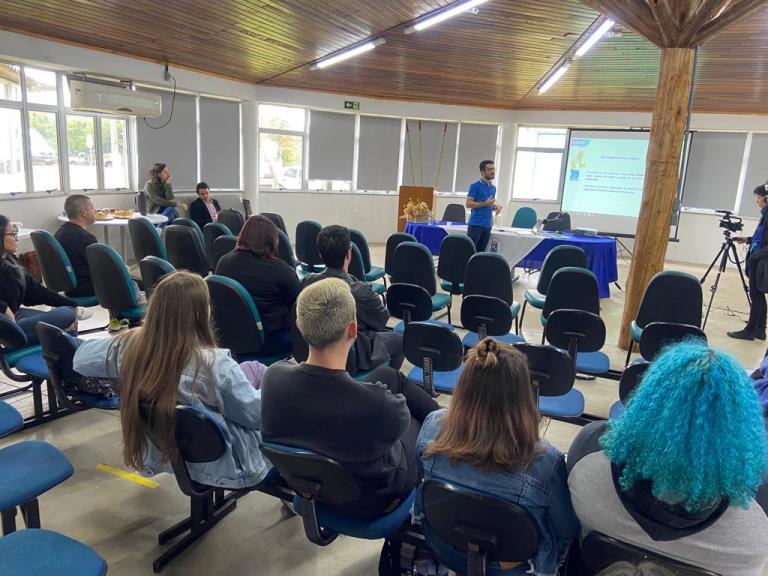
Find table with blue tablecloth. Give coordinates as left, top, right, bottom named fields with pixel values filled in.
left=404, top=221, right=618, bottom=298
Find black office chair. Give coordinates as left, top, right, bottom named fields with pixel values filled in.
left=217, top=208, right=245, bottom=236
left=639, top=321, right=707, bottom=362
left=384, top=232, right=417, bottom=281
left=441, top=203, right=466, bottom=223
left=520, top=245, right=586, bottom=328
left=86, top=243, right=145, bottom=323
left=139, top=403, right=246, bottom=573
left=262, top=442, right=416, bottom=547
left=212, top=235, right=236, bottom=267
left=261, top=212, right=287, bottom=235
left=422, top=480, right=538, bottom=576
left=128, top=216, right=167, bottom=262
left=546, top=308, right=610, bottom=377
left=464, top=252, right=521, bottom=333
left=242, top=198, right=253, bottom=217
left=541, top=267, right=600, bottom=341
left=203, top=223, right=233, bottom=269
left=579, top=531, right=720, bottom=576
left=139, top=256, right=176, bottom=299
left=295, top=220, right=324, bottom=273
left=608, top=360, right=651, bottom=420
left=350, top=229, right=386, bottom=285
left=391, top=241, right=452, bottom=321
left=404, top=321, right=464, bottom=396
left=436, top=234, right=475, bottom=302
left=510, top=206, right=537, bottom=228
left=350, top=244, right=385, bottom=297
left=30, top=230, right=99, bottom=308
left=165, top=224, right=210, bottom=277
left=387, top=283, right=452, bottom=335
left=277, top=229, right=299, bottom=271
left=461, top=295, right=526, bottom=348
left=626, top=270, right=703, bottom=365
left=172, top=217, right=205, bottom=245
left=514, top=343, right=582, bottom=420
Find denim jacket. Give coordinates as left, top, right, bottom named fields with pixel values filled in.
left=73, top=337, right=272, bottom=488
left=414, top=410, right=579, bottom=575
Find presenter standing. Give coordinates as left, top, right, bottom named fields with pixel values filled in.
left=465, top=160, right=501, bottom=252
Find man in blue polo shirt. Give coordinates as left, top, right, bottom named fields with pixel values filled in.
left=465, top=159, right=501, bottom=251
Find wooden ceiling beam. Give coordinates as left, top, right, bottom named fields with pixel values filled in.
left=690, top=0, right=768, bottom=44
left=677, top=0, right=724, bottom=44
left=583, top=0, right=664, bottom=45
left=649, top=0, right=682, bottom=46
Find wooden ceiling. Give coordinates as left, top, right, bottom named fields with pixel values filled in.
left=1, top=0, right=767, bottom=113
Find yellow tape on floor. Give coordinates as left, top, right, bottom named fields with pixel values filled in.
left=96, top=463, right=160, bottom=489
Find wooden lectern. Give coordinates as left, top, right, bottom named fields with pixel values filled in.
left=397, top=186, right=437, bottom=232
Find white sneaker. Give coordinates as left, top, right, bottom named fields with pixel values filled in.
left=76, top=307, right=93, bottom=321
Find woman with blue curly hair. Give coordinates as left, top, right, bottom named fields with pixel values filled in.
left=567, top=341, right=768, bottom=576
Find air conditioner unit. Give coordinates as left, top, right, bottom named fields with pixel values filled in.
left=69, top=80, right=162, bottom=118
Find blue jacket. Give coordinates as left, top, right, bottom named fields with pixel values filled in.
left=414, top=410, right=579, bottom=575
left=73, top=337, right=272, bottom=488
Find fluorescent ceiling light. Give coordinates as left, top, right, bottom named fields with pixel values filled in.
left=311, top=38, right=386, bottom=70
left=404, top=0, right=490, bottom=34
left=574, top=19, right=615, bottom=58
left=538, top=62, right=570, bottom=94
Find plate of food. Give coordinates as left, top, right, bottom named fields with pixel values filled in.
left=94, top=211, right=114, bottom=221
left=112, top=210, right=135, bottom=219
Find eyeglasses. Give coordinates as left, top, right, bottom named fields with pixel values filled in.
left=4, top=232, right=18, bottom=240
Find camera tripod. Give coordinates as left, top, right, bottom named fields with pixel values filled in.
left=700, top=230, right=750, bottom=329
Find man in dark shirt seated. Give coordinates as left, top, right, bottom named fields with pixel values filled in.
left=55, top=194, right=98, bottom=299
left=261, top=278, right=440, bottom=518
left=301, top=225, right=403, bottom=371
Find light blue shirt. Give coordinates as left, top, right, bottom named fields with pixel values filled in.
left=73, top=337, right=271, bottom=489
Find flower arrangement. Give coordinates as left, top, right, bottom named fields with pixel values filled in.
left=400, top=199, right=432, bottom=223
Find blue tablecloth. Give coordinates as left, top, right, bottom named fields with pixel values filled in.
left=404, top=222, right=618, bottom=298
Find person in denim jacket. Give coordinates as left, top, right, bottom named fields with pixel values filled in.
left=415, top=338, right=579, bottom=575
left=74, top=271, right=271, bottom=489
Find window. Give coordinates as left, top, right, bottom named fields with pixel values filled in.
left=29, top=111, right=60, bottom=192
left=24, top=67, right=57, bottom=106
left=512, top=126, right=567, bottom=201
left=0, top=64, right=21, bottom=101
left=259, top=104, right=305, bottom=190
left=101, top=117, right=129, bottom=189
left=66, top=115, right=97, bottom=190
left=0, top=108, right=25, bottom=193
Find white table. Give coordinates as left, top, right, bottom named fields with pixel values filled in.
left=442, top=224, right=545, bottom=268
left=57, top=213, right=167, bottom=260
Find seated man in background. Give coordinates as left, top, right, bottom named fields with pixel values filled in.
left=189, top=181, right=221, bottom=230
left=55, top=194, right=97, bottom=298
left=261, top=278, right=440, bottom=518
left=301, top=225, right=403, bottom=371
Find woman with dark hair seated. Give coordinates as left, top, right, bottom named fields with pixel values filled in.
left=415, top=338, right=578, bottom=575
left=215, top=215, right=299, bottom=355
left=0, top=215, right=78, bottom=344
left=568, top=341, right=768, bottom=576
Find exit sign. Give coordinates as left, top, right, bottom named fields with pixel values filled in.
left=344, top=101, right=360, bottom=110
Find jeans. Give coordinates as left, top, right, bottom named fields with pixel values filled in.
left=467, top=224, right=491, bottom=252
left=16, top=306, right=77, bottom=345
left=157, top=206, right=178, bottom=225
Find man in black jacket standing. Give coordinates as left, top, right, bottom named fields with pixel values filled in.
left=729, top=183, right=768, bottom=340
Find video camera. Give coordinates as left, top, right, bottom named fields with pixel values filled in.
left=715, top=209, right=744, bottom=234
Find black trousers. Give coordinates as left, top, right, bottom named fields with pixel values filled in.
left=747, top=267, right=767, bottom=332
left=364, top=365, right=440, bottom=423
left=467, top=224, right=491, bottom=252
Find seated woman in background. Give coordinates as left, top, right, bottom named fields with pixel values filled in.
left=144, top=162, right=187, bottom=223
left=215, top=215, right=299, bottom=355
left=73, top=271, right=271, bottom=488
left=568, top=341, right=768, bottom=576
left=0, top=215, right=78, bottom=345
left=415, top=338, right=578, bottom=575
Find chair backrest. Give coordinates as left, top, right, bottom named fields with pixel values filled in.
left=639, top=321, right=707, bottom=361
left=441, top=203, right=466, bottom=223
left=277, top=229, right=297, bottom=269
left=437, top=234, right=475, bottom=289
left=386, top=283, right=434, bottom=324
left=206, top=275, right=264, bottom=357
left=213, top=235, right=237, bottom=267
left=511, top=206, right=538, bottom=229
left=86, top=243, right=140, bottom=312
left=385, top=232, right=417, bottom=277
left=261, top=212, right=287, bottom=235
left=139, top=256, right=176, bottom=299
left=422, top=480, right=538, bottom=566
left=349, top=243, right=366, bottom=281
left=636, top=271, right=703, bottom=329
left=0, top=313, right=28, bottom=351
left=262, top=442, right=359, bottom=503
left=217, top=208, right=245, bottom=236
left=128, top=216, right=167, bottom=261
left=460, top=295, right=513, bottom=337
left=542, top=267, right=599, bottom=319
left=350, top=229, right=373, bottom=273
left=545, top=309, right=606, bottom=355
left=36, top=321, right=82, bottom=409
left=580, top=532, right=720, bottom=576
left=165, top=225, right=210, bottom=277
left=203, top=223, right=233, bottom=268
left=513, top=343, right=575, bottom=397
left=391, top=241, right=437, bottom=294
left=242, top=198, right=253, bottom=217
left=619, top=360, right=650, bottom=404
left=173, top=217, right=205, bottom=244
left=403, top=322, right=464, bottom=372
left=536, top=245, right=587, bottom=295
left=30, top=229, right=76, bottom=293
left=464, top=252, right=514, bottom=304
left=295, top=220, right=324, bottom=271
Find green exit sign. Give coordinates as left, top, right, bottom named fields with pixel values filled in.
left=344, top=101, right=360, bottom=110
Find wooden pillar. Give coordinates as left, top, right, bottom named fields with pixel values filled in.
left=618, top=48, right=695, bottom=350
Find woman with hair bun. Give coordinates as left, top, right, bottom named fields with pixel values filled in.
left=415, top=338, right=578, bottom=575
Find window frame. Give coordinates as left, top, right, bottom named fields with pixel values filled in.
left=257, top=103, right=308, bottom=192
left=511, top=125, right=568, bottom=203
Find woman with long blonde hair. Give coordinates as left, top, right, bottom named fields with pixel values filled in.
left=415, top=338, right=578, bottom=575
left=74, top=271, right=270, bottom=488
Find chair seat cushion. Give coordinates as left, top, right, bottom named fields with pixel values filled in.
left=295, top=489, right=417, bottom=540
left=15, top=353, right=50, bottom=379
left=393, top=319, right=454, bottom=335
left=609, top=401, right=625, bottom=420
left=5, top=345, right=43, bottom=367
left=524, top=289, right=546, bottom=308
left=70, top=296, right=99, bottom=307
left=370, top=282, right=386, bottom=296
left=462, top=332, right=525, bottom=348
left=630, top=320, right=642, bottom=343
left=0, top=529, right=107, bottom=576
left=365, top=266, right=386, bottom=282
left=439, top=280, right=463, bottom=294
left=538, top=389, right=585, bottom=419
left=78, top=392, right=120, bottom=410
left=575, top=351, right=611, bottom=375
left=431, top=293, right=451, bottom=311
left=0, top=441, right=74, bottom=509
left=407, top=364, right=464, bottom=393
left=0, top=400, right=23, bottom=438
